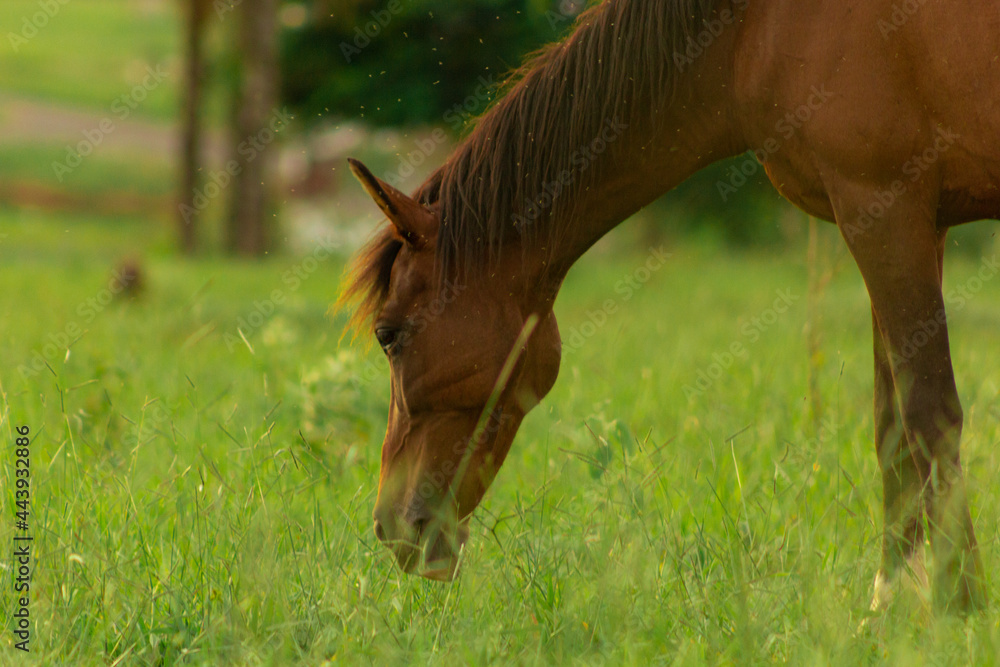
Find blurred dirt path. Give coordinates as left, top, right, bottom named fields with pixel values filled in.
left=0, top=92, right=224, bottom=159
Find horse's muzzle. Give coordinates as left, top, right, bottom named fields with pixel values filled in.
left=373, top=507, right=468, bottom=580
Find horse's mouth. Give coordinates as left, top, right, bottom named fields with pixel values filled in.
left=417, top=562, right=459, bottom=581
left=389, top=524, right=468, bottom=581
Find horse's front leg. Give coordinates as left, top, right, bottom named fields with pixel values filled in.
left=832, top=181, right=985, bottom=613
left=870, top=305, right=929, bottom=610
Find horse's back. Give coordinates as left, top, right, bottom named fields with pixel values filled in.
left=731, top=0, right=1000, bottom=223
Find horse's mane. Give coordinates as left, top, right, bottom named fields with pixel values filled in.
left=340, top=0, right=720, bottom=333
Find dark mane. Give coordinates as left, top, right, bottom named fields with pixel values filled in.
left=341, top=0, right=720, bottom=331
left=431, top=0, right=720, bottom=273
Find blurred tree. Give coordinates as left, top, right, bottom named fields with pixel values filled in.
left=178, top=0, right=211, bottom=254
left=281, top=0, right=582, bottom=128
left=228, top=0, right=281, bottom=255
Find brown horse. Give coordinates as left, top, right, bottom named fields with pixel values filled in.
left=339, top=0, right=1000, bottom=611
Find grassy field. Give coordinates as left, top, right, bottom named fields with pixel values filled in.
left=2, top=210, right=1000, bottom=665
left=1, top=0, right=180, bottom=120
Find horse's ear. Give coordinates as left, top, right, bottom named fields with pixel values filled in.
left=347, top=158, right=435, bottom=247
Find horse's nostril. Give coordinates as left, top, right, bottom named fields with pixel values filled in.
left=373, top=519, right=386, bottom=542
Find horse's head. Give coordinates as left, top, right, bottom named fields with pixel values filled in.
left=342, top=159, right=562, bottom=580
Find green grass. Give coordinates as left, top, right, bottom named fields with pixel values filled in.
left=0, top=0, right=180, bottom=120
left=0, top=143, right=174, bottom=198
left=2, top=212, right=1000, bottom=664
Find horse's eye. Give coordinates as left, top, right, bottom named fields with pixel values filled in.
left=375, top=327, right=399, bottom=355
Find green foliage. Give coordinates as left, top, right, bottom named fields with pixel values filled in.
left=652, top=155, right=797, bottom=248
left=281, top=0, right=580, bottom=127
left=3, top=211, right=1000, bottom=663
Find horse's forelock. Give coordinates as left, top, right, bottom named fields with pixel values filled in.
left=337, top=226, right=404, bottom=340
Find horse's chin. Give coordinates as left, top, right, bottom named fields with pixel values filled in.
left=417, top=563, right=459, bottom=581
left=394, top=524, right=469, bottom=581
left=397, top=550, right=460, bottom=581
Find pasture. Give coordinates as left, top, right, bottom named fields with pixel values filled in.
left=3, top=210, right=1000, bottom=664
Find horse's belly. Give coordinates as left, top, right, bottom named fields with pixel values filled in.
left=938, top=142, right=1000, bottom=224
left=760, top=160, right=835, bottom=222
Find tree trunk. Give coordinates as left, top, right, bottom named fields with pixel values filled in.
left=227, top=0, right=280, bottom=256
left=178, top=0, right=208, bottom=254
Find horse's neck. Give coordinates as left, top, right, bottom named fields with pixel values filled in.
left=489, top=4, right=749, bottom=308
left=539, top=84, right=743, bottom=286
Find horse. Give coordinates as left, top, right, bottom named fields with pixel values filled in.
left=339, top=0, right=1000, bottom=612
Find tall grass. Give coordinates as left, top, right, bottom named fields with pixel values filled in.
left=2, top=212, right=1000, bottom=664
